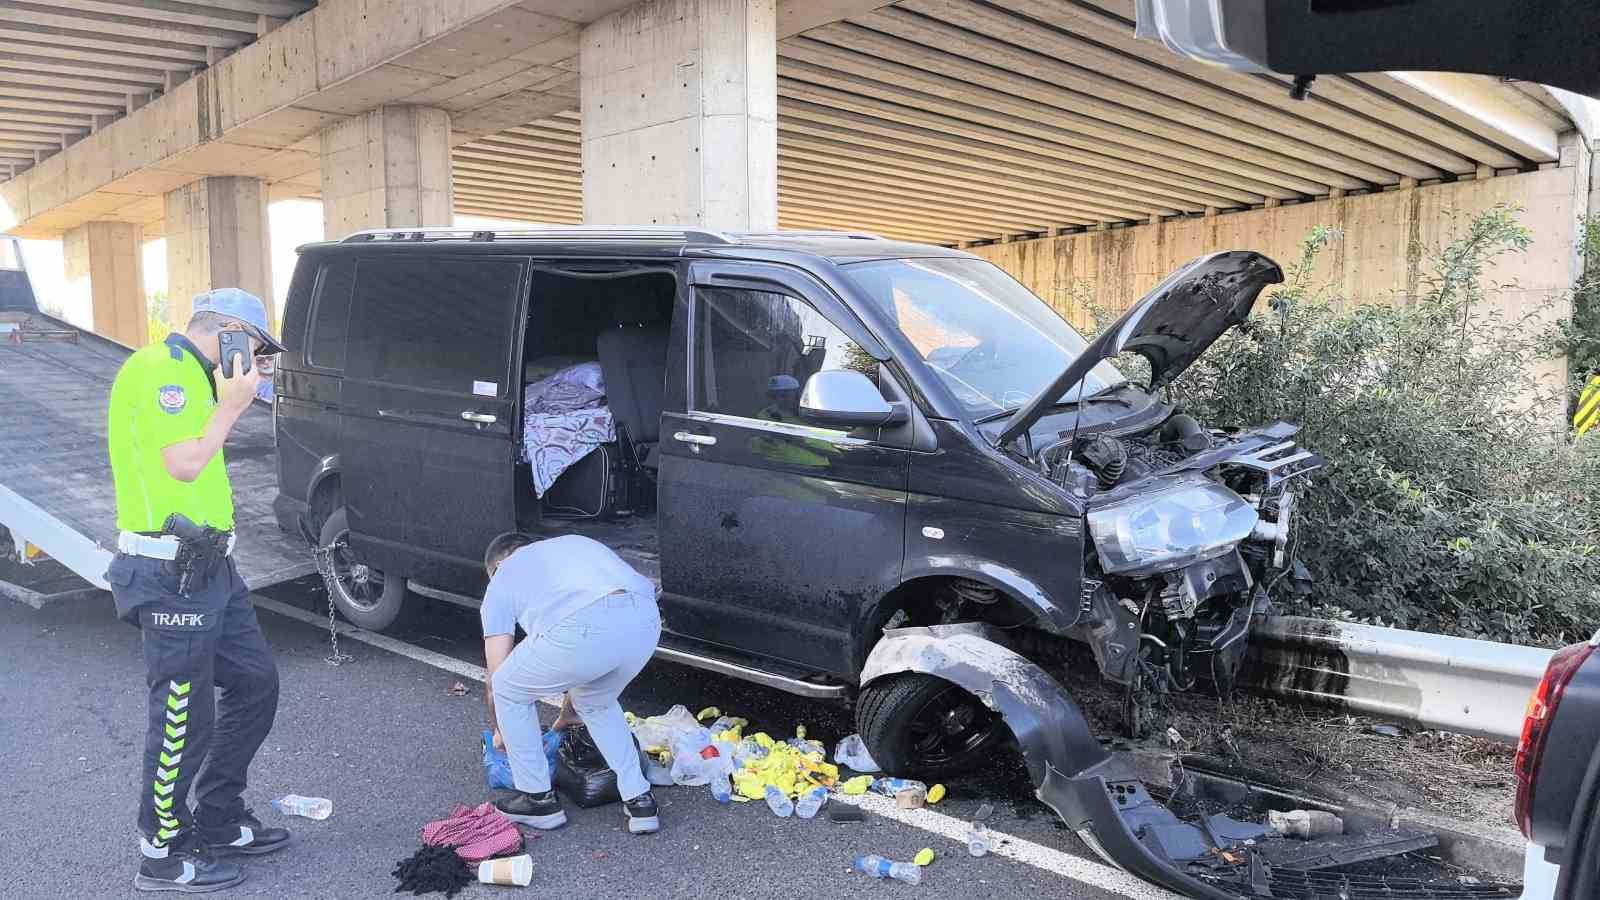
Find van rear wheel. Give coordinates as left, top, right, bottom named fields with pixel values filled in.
left=856, top=672, right=1010, bottom=780
left=319, top=507, right=413, bottom=632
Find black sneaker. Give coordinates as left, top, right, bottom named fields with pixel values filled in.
left=493, top=790, right=567, bottom=830
left=134, top=834, right=246, bottom=893
left=624, top=791, right=660, bottom=835
left=199, top=810, right=291, bottom=856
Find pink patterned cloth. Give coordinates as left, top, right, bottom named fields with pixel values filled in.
left=420, top=803, right=525, bottom=864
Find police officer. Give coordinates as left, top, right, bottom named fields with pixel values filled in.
left=106, top=288, right=288, bottom=893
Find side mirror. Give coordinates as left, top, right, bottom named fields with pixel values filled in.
left=800, top=370, right=908, bottom=428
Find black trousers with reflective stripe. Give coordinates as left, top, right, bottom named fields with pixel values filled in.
left=107, top=553, right=280, bottom=844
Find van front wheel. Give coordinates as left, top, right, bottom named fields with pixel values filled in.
left=318, top=507, right=413, bottom=632
left=856, top=672, right=1010, bottom=780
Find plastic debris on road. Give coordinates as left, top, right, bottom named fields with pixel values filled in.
left=913, top=848, right=936, bottom=866
left=841, top=775, right=874, bottom=795
left=833, top=733, right=881, bottom=773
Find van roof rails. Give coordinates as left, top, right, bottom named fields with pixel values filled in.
left=339, top=226, right=736, bottom=245
left=738, top=230, right=885, bottom=241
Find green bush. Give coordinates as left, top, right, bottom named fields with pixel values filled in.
left=1165, top=208, right=1600, bottom=646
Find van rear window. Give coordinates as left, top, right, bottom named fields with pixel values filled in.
left=346, top=258, right=523, bottom=395
left=307, top=262, right=353, bottom=371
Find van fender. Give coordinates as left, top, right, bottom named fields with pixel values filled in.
left=306, top=455, right=340, bottom=504
left=860, top=624, right=1241, bottom=900
left=896, top=557, right=1078, bottom=634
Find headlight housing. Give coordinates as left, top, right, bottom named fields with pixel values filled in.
left=1087, top=481, right=1258, bottom=575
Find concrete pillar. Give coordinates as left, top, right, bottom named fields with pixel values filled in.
left=63, top=221, right=146, bottom=346
left=580, top=0, right=778, bottom=230
left=319, top=105, right=454, bottom=239
left=163, top=176, right=272, bottom=330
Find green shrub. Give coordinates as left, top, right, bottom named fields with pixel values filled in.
left=1166, top=208, right=1600, bottom=646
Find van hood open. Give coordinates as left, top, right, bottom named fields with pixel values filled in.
left=996, top=251, right=1283, bottom=448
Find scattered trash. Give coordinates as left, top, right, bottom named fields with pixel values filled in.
left=393, top=844, right=473, bottom=897
left=834, top=734, right=881, bottom=773
left=1165, top=726, right=1184, bottom=747
left=557, top=724, right=646, bottom=808
left=913, top=848, right=936, bottom=866
left=272, top=795, right=332, bottom=820
left=841, top=775, right=874, bottom=795
left=696, top=706, right=720, bottom=722
left=853, top=854, right=923, bottom=885
left=795, top=785, right=828, bottom=819
left=925, top=784, right=946, bottom=805
left=633, top=704, right=702, bottom=754
left=591, top=850, right=608, bottom=862
left=669, top=727, right=714, bottom=786
left=764, top=784, right=795, bottom=818
left=895, top=786, right=927, bottom=809
left=1369, top=723, right=1405, bottom=738
left=871, top=777, right=927, bottom=798
left=974, top=802, right=995, bottom=821
left=829, top=803, right=865, bottom=823
left=967, top=821, right=992, bottom=857
left=1267, top=809, right=1345, bottom=840
left=476, top=854, right=533, bottom=887
left=448, top=681, right=467, bottom=697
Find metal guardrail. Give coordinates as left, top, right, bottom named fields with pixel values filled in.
left=1245, top=615, right=1553, bottom=744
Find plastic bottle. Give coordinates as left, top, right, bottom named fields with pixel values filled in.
left=833, top=734, right=881, bottom=773
left=871, top=777, right=928, bottom=797
left=271, top=795, right=332, bottom=820
left=670, top=727, right=713, bottom=786
left=1267, top=809, right=1343, bottom=839
left=966, top=821, right=992, bottom=857
left=795, top=786, right=828, bottom=819
left=764, top=784, right=795, bottom=818
left=706, top=747, right=735, bottom=804
left=853, top=855, right=922, bottom=885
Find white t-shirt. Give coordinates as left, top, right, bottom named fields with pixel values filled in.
left=479, top=535, right=656, bottom=638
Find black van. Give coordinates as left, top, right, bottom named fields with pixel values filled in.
left=272, top=226, right=1318, bottom=774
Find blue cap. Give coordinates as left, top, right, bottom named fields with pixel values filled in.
left=767, top=374, right=800, bottom=393
left=191, top=287, right=283, bottom=354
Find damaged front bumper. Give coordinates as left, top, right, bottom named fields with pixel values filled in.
left=862, top=624, right=1247, bottom=899
left=861, top=625, right=1521, bottom=899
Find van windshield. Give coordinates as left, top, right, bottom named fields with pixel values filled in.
left=842, top=257, right=1125, bottom=419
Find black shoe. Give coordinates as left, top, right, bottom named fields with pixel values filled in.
left=199, top=810, right=291, bottom=856
left=624, top=791, right=660, bottom=835
left=494, top=790, right=567, bottom=830
left=134, top=834, right=246, bottom=893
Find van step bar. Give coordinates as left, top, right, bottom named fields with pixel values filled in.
left=654, top=634, right=849, bottom=701
left=406, top=579, right=849, bottom=701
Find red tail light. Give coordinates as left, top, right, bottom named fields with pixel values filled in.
left=1515, top=640, right=1597, bottom=837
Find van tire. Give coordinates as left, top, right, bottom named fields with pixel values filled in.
left=856, top=672, right=1010, bottom=781
left=319, top=507, right=414, bottom=632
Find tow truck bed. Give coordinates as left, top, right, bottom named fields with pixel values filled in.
left=0, top=312, right=313, bottom=604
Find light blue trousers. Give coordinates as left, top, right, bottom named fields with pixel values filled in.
left=491, top=591, right=661, bottom=801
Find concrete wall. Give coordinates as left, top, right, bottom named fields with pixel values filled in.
left=972, top=166, right=1588, bottom=393
left=63, top=222, right=146, bottom=347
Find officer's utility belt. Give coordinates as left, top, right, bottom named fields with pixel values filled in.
left=118, top=531, right=236, bottom=560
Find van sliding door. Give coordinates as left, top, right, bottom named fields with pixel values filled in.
left=339, top=255, right=526, bottom=592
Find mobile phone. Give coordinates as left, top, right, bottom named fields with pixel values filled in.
left=219, top=329, right=253, bottom=378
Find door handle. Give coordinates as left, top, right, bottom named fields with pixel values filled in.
left=461, top=411, right=497, bottom=424
left=673, top=431, right=717, bottom=446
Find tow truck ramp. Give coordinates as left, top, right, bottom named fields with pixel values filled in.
left=0, top=310, right=313, bottom=605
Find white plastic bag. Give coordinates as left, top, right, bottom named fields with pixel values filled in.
left=669, top=727, right=713, bottom=786
left=632, top=704, right=701, bottom=752
left=834, top=733, right=881, bottom=773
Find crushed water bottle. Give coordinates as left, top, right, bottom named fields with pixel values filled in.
left=870, top=777, right=927, bottom=797
left=966, top=821, right=992, bottom=857
left=764, top=784, right=795, bottom=818
left=705, top=747, right=735, bottom=804
left=271, top=795, right=331, bottom=820
left=853, top=855, right=922, bottom=885
left=795, top=786, right=828, bottom=819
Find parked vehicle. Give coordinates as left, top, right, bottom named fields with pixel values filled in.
left=1512, top=629, right=1600, bottom=900
left=272, top=227, right=1320, bottom=774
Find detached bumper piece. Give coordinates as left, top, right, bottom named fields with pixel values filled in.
left=860, top=625, right=1522, bottom=900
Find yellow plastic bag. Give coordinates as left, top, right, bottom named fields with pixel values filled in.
left=927, top=783, right=947, bottom=804
left=696, top=706, right=721, bottom=722
left=913, top=848, right=936, bottom=866
left=841, top=775, right=874, bottom=795
left=751, top=732, right=776, bottom=749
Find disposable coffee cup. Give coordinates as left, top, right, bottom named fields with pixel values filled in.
left=477, top=854, right=533, bottom=887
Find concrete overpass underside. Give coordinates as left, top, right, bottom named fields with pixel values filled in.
left=0, top=0, right=1592, bottom=355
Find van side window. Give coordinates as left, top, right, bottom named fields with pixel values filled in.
left=346, top=258, right=523, bottom=395
left=693, top=286, right=877, bottom=422
left=307, top=262, right=354, bottom=371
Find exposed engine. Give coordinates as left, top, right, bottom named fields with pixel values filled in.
left=1041, top=413, right=1322, bottom=738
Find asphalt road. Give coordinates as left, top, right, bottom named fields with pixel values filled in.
left=1, top=580, right=1158, bottom=900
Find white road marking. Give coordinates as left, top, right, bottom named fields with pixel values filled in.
left=254, top=594, right=1182, bottom=899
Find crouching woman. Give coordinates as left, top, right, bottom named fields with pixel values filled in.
left=481, top=532, right=663, bottom=834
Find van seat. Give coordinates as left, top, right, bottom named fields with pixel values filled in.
left=596, top=296, right=668, bottom=468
